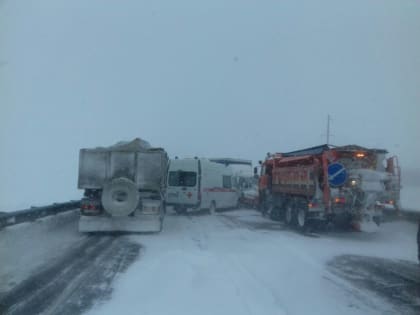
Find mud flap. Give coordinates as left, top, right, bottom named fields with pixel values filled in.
left=79, top=214, right=162, bottom=233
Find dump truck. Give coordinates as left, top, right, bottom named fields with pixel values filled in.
left=258, top=144, right=401, bottom=232
left=77, top=138, right=168, bottom=232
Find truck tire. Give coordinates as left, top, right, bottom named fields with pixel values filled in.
left=158, top=217, right=164, bottom=232
left=262, top=202, right=272, bottom=217
left=269, top=206, right=282, bottom=221
left=174, top=206, right=187, bottom=215
left=101, top=178, right=139, bottom=217
left=297, top=208, right=308, bottom=231
left=285, top=202, right=296, bottom=226
left=262, top=194, right=273, bottom=217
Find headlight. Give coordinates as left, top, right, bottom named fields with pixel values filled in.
left=350, top=179, right=358, bottom=186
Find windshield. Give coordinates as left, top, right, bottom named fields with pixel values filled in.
left=168, top=171, right=197, bottom=187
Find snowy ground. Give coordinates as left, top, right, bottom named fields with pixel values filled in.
left=1, top=209, right=418, bottom=315
left=0, top=211, right=140, bottom=315
left=86, top=209, right=418, bottom=315
left=0, top=210, right=84, bottom=294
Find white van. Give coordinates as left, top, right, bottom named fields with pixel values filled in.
left=166, top=158, right=238, bottom=214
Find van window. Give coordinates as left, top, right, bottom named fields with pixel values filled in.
left=168, top=171, right=197, bottom=187
left=223, top=176, right=232, bottom=189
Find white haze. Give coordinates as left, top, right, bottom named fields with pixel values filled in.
left=0, top=0, right=419, bottom=211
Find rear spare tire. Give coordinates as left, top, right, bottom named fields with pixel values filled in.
left=102, top=177, right=139, bottom=216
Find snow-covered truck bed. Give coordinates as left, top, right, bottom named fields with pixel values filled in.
left=77, top=138, right=168, bottom=233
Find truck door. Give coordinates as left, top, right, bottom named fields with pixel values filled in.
left=259, top=165, right=267, bottom=190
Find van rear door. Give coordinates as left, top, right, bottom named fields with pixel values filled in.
left=167, top=161, right=200, bottom=207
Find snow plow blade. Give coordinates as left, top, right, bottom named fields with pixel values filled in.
left=79, top=214, right=162, bottom=233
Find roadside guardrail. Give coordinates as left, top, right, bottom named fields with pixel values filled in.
left=400, top=209, right=420, bottom=222
left=0, top=200, right=81, bottom=229
left=382, top=208, right=420, bottom=223
left=0, top=200, right=417, bottom=229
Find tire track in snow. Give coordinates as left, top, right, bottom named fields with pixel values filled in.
left=328, top=255, right=420, bottom=315
left=0, top=235, right=141, bottom=315
left=216, top=211, right=394, bottom=315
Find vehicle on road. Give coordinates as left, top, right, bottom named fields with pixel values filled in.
left=166, top=158, right=238, bottom=214
left=239, top=185, right=259, bottom=208
left=258, top=144, right=401, bottom=232
left=210, top=158, right=257, bottom=207
left=77, top=138, right=168, bottom=232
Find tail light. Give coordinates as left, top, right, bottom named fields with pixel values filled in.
left=308, top=202, right=318, bottom=209
left=81, top=202, right=100, bottom=215
left=334, top=197, right=346, bottom=204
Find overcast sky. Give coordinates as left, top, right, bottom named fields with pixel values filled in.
left=1, top=0, right=419, bottom=210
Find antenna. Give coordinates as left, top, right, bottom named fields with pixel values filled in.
left=326, top=114, right=332, bottom=145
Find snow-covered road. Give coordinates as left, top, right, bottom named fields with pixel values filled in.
left=0, top=211, right=141, bottom=315
left=88, top=209, right=418, bottom=315
left=1, top=209, right=418, bottom=315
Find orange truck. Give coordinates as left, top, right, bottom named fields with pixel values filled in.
left=257, top=145, right=400, bottom=232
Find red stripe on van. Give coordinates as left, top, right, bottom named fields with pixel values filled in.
left=203, top=188, right=236, bottom=193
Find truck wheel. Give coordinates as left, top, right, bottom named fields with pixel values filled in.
left=263, top=194, right=274, bottom=217
left=209, top=201, right=217, bottom=215
left=285, top=203, right=295, bottom=226
left=174, top=206, right=187, bottom=215
left=269, top=206, right=282, bottom=221
left=158, top=217, right=164, bottom=232
left=297, top=208, right=308, bottom=231
left=101, top=177, right=139, bottom=217
left=262, top=202, right=272, bottom=217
